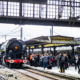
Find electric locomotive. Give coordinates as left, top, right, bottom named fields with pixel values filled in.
left=0, top=38, right=28, bottom=68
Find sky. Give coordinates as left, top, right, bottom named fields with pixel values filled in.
left=0, top=23, right=80, bottom=44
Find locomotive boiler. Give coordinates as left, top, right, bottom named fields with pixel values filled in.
left=0, top=38, right=27, bottom=68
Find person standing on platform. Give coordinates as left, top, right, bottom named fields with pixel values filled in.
left=57, top=54, right=60, bottom=68
left=27, top=54, right=30, bottom=64
left=37, top=54, right=40, bottom=66
left=30, top=54, right=32, bottom=66
left=54, top=55, right=57, bottom=66
left=74, top=54, right=79, bottom=70
left=34, top=54, right=37, bottom=67
left=50, top=54, right=54, bottom=66
left=78, top=57, right=80, bottom=73
left=39, top=54, right=43, bottom=67
left=42, top=53, right=48, bottom=69
left=30, top=53, right=35, bottom=66
left=59, top=54, right=65, bottom=73
left=64, top=54, right=68, bottom=69
left=68, top=53, right=71, bottom=66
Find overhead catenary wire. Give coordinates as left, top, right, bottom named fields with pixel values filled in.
left=5, top=35, right=20, bottom=37
left=9, top=30, right=20, bottom=34
left=0, top=35, right=20, bottom=37
left=0, top=19, right=30, bottom=38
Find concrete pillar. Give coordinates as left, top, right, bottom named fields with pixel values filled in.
left=41, top=45, right=44, bottom=54
left=72, top=45, right=74, bottom=59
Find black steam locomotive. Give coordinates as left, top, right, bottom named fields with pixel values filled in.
left=0, top=38, right=28, bottom=68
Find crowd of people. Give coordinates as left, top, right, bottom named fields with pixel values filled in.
left=26, top=53, right=80, bottom=73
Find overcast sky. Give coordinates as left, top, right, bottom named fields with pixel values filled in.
left=0, top=23, right=80, bottom=44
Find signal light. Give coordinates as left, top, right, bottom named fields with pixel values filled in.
left=15, top=46, right=18, bottom=49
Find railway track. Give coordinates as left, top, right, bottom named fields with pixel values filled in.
left=0, top=74, right=7, bottom=80
left=24, top=65, right=80, bottom=80
left=14, top=69, right=60, bottom=80
left=14, top=69, right=39, bottom=80
left=25, top=69, right=65, bottom=80
left=25, top=69, right=80, bottom=80
left=0, top=65, right=80, bottom=80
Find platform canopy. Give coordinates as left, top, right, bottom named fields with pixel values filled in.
left=24, top=35, right=80, bottom=49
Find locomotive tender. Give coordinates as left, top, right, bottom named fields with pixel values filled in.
left=0, top=38, right=27, bottom=68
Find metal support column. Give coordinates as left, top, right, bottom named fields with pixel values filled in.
left=33, top=3, right=35, bottom=18
left=50, top=47, right=51, bottom=53
left=2, top=0, right=4, bottom=15
left=26, top=47, right=27, bottom=55
left=73, top=0, right=75, bottom=17
left=6, top=0, right=8, bottom=16
left=46, top=2, right=47, bottom=18
left=41, top=45, right=44, bottom=54
left=19, top=1, right=22, bottom=17
left=21, top=27, right=22, bottom=40
left=5, top=35, right=6, bottom=41
left=39, top=4, right=41, bottom=18
left=53, top=46, right=56, bottom=56
left=72, top=45, right=74, bottom=59
left=70, top=0, right=71, bottom=19
left=28, top=46, right=30, bottom=55
left=52, top=25, right=53, bottom=36
left=32, top=49, right=33, bottom=53
left=51, top=25, right=53, bottom=43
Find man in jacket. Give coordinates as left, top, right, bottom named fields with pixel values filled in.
left=42, top=53, right=48, bottom=69
left=59, top=54, right=65, bottom=73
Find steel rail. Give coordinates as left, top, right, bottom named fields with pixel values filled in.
left=13, top=69, right=39, bottom=80
left=25, top=69, right=59, bottom=80
left=0, top=74, right=7, bottom=80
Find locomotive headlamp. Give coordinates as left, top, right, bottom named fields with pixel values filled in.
left=10, top=60, right=14, bottom=63
left=8, top=57, right=11, bottom=59
left=15, top=46, right=18, bottom=49
left=23, top=60, right=27, bottom=63
left=25, top=57, right=26, bottom=59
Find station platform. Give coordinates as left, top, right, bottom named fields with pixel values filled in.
left=23, top=64, right=80, bottom=80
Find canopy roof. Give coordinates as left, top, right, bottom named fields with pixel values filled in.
left=24, top=35, right=80, bottom=49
